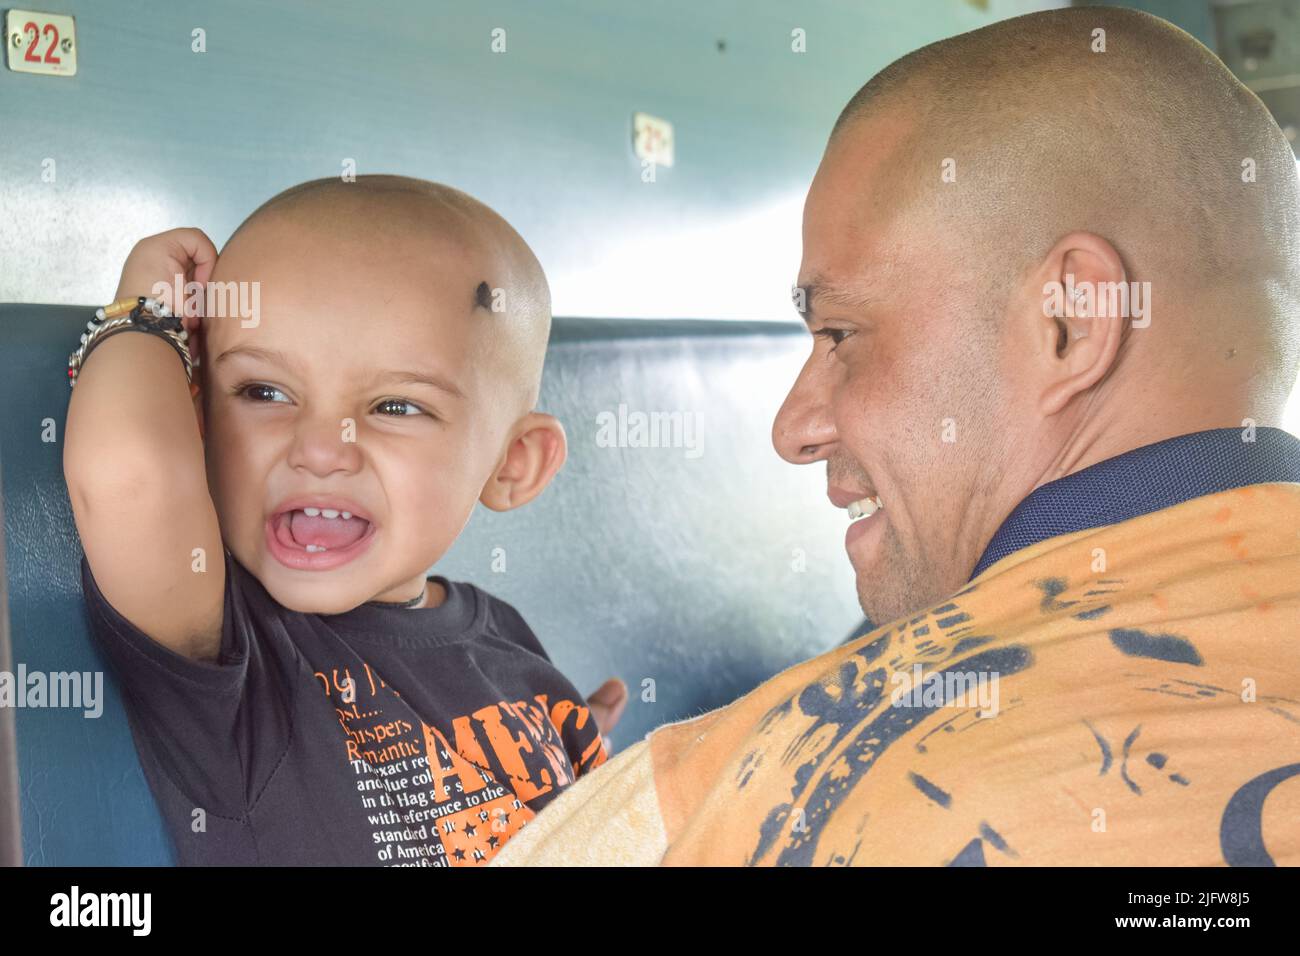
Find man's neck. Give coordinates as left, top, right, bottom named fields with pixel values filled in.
left=1036, top=400, right=1264, bottom=494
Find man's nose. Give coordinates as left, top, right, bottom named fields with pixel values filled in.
left=287, top=411, right=364, bottom=477
left=772, top=355, right=838, bottom=464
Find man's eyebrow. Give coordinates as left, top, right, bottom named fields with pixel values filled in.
left=213, top=345, right=465, bottom=399
left=793, top=279, right=877, bottom=324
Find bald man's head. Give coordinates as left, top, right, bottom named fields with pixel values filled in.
left=829, top=6, right=1300, bottom=407
left=779, top=7, right=1300, bottom=628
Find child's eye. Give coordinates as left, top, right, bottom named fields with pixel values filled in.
left=374, top=398, right=425, bottom=417
left=232, top=385, right=428, bottom=418
left=236, top=383, right=291, bottom=404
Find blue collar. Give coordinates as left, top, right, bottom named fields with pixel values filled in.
left=970, top=426, right=1300, bottom=581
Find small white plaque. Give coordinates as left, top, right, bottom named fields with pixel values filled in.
left=633, top=112, right=674, bottom=168
left=6, top=10, right=77, bottom=77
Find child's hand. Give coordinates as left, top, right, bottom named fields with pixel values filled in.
left=586, top=678, right=628, bottom=757
left=115, top=228, right=219, bottom=364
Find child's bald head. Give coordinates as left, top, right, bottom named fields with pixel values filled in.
left=220, top=174, right=552, bottom=413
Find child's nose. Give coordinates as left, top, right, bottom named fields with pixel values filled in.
left=286, top=414, right=364, bottom=477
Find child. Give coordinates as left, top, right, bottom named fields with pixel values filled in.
left=64, top=175, right=624, bottom=866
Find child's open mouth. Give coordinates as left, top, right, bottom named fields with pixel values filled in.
left=265, top=503, right=376, bottom=571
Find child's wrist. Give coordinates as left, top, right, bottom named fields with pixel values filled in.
left=68, top=297, right=192, bottom=390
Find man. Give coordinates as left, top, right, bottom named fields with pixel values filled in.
left=495, top=7, right=1300, bottom=866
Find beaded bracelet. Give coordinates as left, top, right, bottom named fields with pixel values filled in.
left=67, top=297, right=193, bottom=390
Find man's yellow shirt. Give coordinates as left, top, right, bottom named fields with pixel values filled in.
left=496, top=482, right=1300, bottom=866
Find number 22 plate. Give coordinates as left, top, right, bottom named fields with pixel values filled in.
left=5, top=10, right=77, bottom=77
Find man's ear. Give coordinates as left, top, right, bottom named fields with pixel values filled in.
left=479, top=413, right=567, bottom=512
left=1025, top=230, right=1131, bottom=417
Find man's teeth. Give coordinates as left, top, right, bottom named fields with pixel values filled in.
left=847, top=495, right=883, bottom=521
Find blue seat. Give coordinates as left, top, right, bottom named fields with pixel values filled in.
left=0, top=304, right=862, bottom=865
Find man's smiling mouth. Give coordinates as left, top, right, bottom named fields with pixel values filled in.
left=828, top=484, right=886, bottom=556
left=827, top=485, right=884, bottom=523
left=846, top=495, right=883, bottom=522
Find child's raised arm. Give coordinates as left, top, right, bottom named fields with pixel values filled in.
left=64, top=229, right=226, bottom=661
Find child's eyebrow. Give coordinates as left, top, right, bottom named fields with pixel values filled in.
left=366, top=368, right=465, bottom=400
left=214, top=345, right=465, bottom=399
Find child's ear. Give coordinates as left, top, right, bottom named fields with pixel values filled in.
left=479, top=413, right=567, bottom=512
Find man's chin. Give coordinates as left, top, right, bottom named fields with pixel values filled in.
left=855, top=584, right=893, bottom=634
left=850, top=548, right=927, bottom=633
left=847, top=519, right=896, bottom=623
left=855, top=562, right=956, bottom=635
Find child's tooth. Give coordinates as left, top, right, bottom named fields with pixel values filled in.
left=321, top=509, right=339, bottom=519
left=303, top=507, right=321, bottom=517
left=341, top=511, right=352, bottom=520
left=305, top=544, right=328, bottom=553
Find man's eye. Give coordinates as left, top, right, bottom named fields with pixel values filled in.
left=237, top=383, right=290, bottom=404
left=374, top=399, right=424, bottom=417
left=813, top=327, right=853, bottom=351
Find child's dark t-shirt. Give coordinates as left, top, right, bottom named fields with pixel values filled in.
left=79, top=551, right=606, bottom=866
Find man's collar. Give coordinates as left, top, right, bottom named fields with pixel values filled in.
left=969, top=426, right=1300, bottom=581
